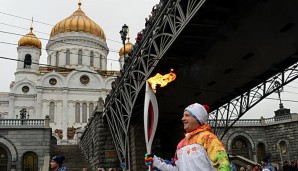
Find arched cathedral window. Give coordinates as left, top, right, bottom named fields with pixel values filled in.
left=82, top=103, right=87, bottom=123
left=55, top=51, right=59, bottom=66
left=24, top=54, right=32, bottom=68
left=49, top=102, right=55, bottom=123
left=78, top=50, right=82, bottom=65
left=279, top=141, right=289, bottom=162
left=89, top=103, right=94, bottom=118
left=66, top=50, right=70, bottom=65
left=99, top=54, right=102, bottom=69
left=23, top=152, right=37, bottom=171
left=231, top=136, right=253, bottom=160
left=48, top=55, right=52, bottom=65
left=90, top=51, right=94, bottom=67
left=280, top=141, right=288, bottom=155
left=75, top=102, right=80, bottom=123
left=0, top=146, right=8, bottom=170
left=257, top=143, right=266, bottom=163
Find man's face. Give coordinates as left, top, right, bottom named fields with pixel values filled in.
left=50, top=160, right=59, bottom=170
left=181, top=111, right=200, bottom=132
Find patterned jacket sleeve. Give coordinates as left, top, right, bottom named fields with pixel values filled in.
left=202, top=132, right=231, bottom=171
left=153, top=155, right=178, bottom=171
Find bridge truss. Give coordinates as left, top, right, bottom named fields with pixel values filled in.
left=103, top=0, right=207, bottom=169
left=102, top=0, right=298, bottom=169
left=209, top=58, right=298, bottom=139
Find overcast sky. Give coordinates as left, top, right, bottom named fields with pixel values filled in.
left=0, top=0, right=298, bottom=119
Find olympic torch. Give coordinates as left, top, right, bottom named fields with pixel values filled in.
left=144, top=81, right=158, bottom=171
left=144, top=69, right=176, bottom=171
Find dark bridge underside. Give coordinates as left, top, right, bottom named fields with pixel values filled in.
left=148, top=0, right=298, bottom=125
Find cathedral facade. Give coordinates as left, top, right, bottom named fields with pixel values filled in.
left=0, top=3, right=122, bottom=144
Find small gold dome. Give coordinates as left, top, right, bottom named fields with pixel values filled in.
left=50, top=3, right=106, bottom=40
left=18, top=27, right=42, bottom=49
left=119, top=38, right=133, bottom=57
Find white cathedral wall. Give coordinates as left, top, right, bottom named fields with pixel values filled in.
left=14, top=96, right=36, bottom=119
left=68, top=74, right=104, bottom=89
left=48, top=46, right=107, bottom=70
left=4, top=28, right=116, bottom=142
left=14, top=75, right=39, bottom=85
left=38, top=65, right=113, bottom=131
left=44, top=89, right=105, bottom=140
left=46, top=32, right=108, bottom=70
left=0, top=93, right=9, bottom=118
left=39, top=71, right=111, bottom=139
left=3, top=70, right=114, bottom=141
left=41, top=90, right=64, bottom=117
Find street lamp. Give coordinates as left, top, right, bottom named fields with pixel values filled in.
left=119, top=24, right=129, bottom=70
left=20, top=108, right=27, bottom=119
left=20, top=108, right=27, bottom=125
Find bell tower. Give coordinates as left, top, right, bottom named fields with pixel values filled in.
left=15, top=26, right=42, bottom=81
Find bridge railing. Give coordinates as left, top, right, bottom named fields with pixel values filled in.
left=233, top=119, right=262, bottom=126
left=264, top=114, right=292, bottom=124
left=0, top=115, right=50, bottom=128
left=208, top=113, right=297, bottom=127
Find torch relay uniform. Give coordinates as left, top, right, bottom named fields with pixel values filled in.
left=151, top=103, right=230, bottom=171
left=152, top=124, right=230, bottom=171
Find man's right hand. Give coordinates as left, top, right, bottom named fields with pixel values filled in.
left=144, top=153, right=154, bottom=166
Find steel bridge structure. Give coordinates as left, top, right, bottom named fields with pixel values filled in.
left=101, top=0, right=298, bottom=169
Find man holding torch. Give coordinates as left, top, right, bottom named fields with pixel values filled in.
left=145, top=103, right=231, bottom=171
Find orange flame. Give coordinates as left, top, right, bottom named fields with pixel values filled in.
left=148, top=69, right=176, bottom=93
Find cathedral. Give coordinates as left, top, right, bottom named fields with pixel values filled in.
left=0, top=2, right=131, bottom=144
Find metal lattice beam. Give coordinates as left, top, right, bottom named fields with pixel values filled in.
left=209, top=61, right=298, bottom=139
left=102, top=0, right=207, bottom=169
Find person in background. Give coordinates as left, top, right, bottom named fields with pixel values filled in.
left=238, top=167, right=245, bottom=171
left=50, top=156, right=68, bottom=171
left=261, top=157, right=275, bottom=171
left=283, top=161, right=291, bottom=171
left=247, top=165, right=253, bottom=171
left=144, top=103, right=231, bottom=171
left=230, top=161, right=237, bottom=171
left=228, top=155, right=237, bottom=171
left=253, top=164, right=261, bottom=171
left=290, top=161, right=296, bottom=171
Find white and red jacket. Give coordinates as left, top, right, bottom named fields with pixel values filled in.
left=152, top=125, right=230, bottom=171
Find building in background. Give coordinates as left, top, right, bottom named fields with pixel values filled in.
left=221, top=104, right=298, bottom=170
left=0, top=2, right=127, bottom=144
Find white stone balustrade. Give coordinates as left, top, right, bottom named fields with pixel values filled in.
left=0, top=118, right=46, bottom=128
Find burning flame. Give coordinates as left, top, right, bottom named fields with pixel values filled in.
left=148, top=69, right=176, bottom=93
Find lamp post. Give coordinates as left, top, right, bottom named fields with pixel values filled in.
left=20, top=108, right=27, bottom=119
left=119, top=24, right=129, bottom=70
left=119, top=25, right=129, bottom=171
left=274, top=81, right=284, bottom=108
left=20, top=108, right=27, bottom=125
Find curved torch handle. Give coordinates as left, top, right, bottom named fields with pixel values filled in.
left=144, top=81, right=159, bottom=170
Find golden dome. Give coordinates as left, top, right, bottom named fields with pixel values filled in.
left=50, top=3, right=106, bottom=40
left=119, top=38, right=133, bottom=57
left=18, top=27, right=42, bottom=49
